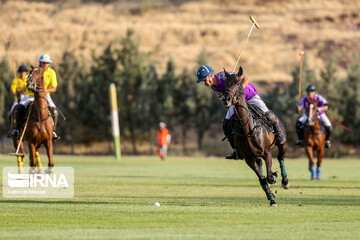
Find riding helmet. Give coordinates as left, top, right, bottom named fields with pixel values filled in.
left=197, top=65, right=214, bottom=83
left=306, top=84, right=316, bottom=92
left=17, top=65, right=28, bottom=72
left=39, top=54, right=52, bottom=63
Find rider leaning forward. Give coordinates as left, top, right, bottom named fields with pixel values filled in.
left=196, top=65, right=286, bottom=160
left=11, top=54, right=60, bottom=141
left=295, top=84, right=332, bottom=148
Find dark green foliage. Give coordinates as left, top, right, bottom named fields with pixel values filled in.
left=2, top=30, right=360, bottom=155
left=342, top=55, right=360, bottom=144
left=0, top=57, right=13, bottom=135
left=192, top=47, right=225, bottom=150
left=55, top=50, right=88, bottom=152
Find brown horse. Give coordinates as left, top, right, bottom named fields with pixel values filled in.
left=23, top=66, right=54, bottom=173
left=222, top=67, right=290, bottom=207
left=303, top=98, right=326, bottom=180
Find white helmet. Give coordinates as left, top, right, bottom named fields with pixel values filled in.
left=39, top=54, right=52, bottom=63
left=159, top=122, right=166, bottom=128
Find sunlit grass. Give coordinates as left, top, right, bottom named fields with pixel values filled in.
left=0, top=155, right=359, bottom=239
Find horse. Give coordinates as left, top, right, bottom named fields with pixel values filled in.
left=303, top=97, right=326, bottom=180
left=222, top=66, right=290, bottom=207
left=22, top=65, right=54, bottom=174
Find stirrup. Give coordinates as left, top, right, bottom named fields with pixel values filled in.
left=324, top=140, right=331, bottom=148
left=11, top=129, right=20, bottom=139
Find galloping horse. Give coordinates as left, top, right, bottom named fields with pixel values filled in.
left=303, top=98, right=326, bottom=180
left=222, top=67, right=290, bottom=207
left=23, top=66, right=54, bottom=173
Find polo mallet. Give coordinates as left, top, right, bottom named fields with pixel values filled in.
left=298, top=51, right=305, bottom=102
left=10, top=105, right=32, bottom=156
left=232, top=16, right=260, bottom=72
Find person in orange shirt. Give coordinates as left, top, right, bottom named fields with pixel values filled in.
left=157, top=122, right=171, bottom=160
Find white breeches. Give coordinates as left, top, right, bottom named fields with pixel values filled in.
left=18, top=95, right=56, bottom=108
left=298, top=113, right=332, bottom=127
left=10, top=94, right=25, bottom=113
left=225, top=95, right=269, bottom=120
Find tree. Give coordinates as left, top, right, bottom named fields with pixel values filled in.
left=192, top=48, right=225, bottom=150
left=319, top=57, right=344, bottom=138
left=56, top=50, right=88, bottom=153
left=265, top=55, right=317, bottom=142
left=116, top=29, right=151, bottom=154
left=342, top=55, right=360, bottom=147
left=172, top=69, right=194, bottom=153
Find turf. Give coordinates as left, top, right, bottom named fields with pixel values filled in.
left=0, top=154, right=359, bottom=239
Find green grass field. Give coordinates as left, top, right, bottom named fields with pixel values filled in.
left=0, top=154, right=359, bottom=239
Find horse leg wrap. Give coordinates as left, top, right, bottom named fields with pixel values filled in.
left=17, top=157, right=24, bottom=174
left=279, top=159, right=287, bottom=178
left=259, top=165, right=263, bottom=174
left=35, top=152, right=42, bottom=170
left=316, top=166, right=322, bottom=180
left=262, top=184, right=275, bottom=201
left=309, top=165, right=316, bottom=180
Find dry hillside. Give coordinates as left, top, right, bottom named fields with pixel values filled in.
left=1, top=0, right=360, bottom=85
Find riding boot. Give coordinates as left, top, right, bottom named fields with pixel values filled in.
left=324, top=126, right=332, bottom=148
left=49, top=107, right=60, bottom=140
left=222, top=119, right=244, bottom=160
left=295, top=120, right=304, bottom=147
left=11, top=104, right=25, bottom=139
left=265, top=111, right=286, bottom=145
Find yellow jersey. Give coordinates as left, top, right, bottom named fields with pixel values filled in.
left=26, top=67, right=58, bottom=96
left=11, top=76, right=28, bottom=99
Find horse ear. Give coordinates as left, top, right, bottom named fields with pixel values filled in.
left=238, top=66, right=243, bottom=77
left=30, top=64, right=35, bottom=70
left=224, top=68, right=230, bottom=78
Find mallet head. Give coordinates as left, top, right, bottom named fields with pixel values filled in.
left=250, top=16, right=260, bottom=29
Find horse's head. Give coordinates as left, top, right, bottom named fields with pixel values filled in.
left=307, top=98, right=319, bottom=127
left=223, top=66, right=244, bottom=108
left=27, top=65, right=45, bottom=93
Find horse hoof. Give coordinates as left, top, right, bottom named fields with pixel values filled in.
left=281, top=180, right=290, bottom=189
left=270, top=200, right=277, bottom=207
left=267, top=174, right=278, bottom=185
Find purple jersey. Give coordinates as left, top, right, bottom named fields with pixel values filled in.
left=211, top=71, right=258, bottom=100
left=299, top=94, right=328, bottom=115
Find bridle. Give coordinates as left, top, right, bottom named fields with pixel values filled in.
left=224, top=75, right=250, bottom=121
left=28, top=69, right=50, bottom=140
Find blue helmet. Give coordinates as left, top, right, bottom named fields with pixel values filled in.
left=306, top=84, right=316, bottom=92
left=39, top=54, right=52, bottom=63
left=17, top=65, right=28, bottom=72
left=196, top=65, right=214, bottom=83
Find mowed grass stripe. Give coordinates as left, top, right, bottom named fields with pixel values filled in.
left=0, top=155, right=359, bottom=239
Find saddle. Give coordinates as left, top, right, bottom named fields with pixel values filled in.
left=230, top=101, right=274, bottom=136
